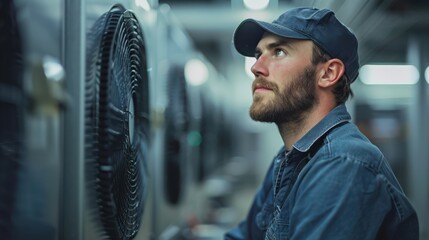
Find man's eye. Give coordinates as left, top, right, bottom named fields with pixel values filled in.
left=274, top=49, right=286, bottom=57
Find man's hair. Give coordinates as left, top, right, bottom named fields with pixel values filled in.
left=311, top=44, right=353, bottom=105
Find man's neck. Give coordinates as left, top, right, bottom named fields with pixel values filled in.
left=277, top=103, right=335, bottom=151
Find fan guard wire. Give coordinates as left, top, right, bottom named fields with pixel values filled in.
left=85, top=4, right=149, bottom=239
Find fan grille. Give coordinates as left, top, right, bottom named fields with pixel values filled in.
left=164, top=65, right=189, bottom=205
left=85, top=4, right=150, bottom=239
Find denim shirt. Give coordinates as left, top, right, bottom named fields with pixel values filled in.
left=225, top=104, right=419, bottom=240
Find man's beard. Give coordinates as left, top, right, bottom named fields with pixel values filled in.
left=249, top=65, right=317, bottom=124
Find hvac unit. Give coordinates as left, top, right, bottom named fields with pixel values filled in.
left=0, top=0, right=24, bottom=238
left=85, top=4, right=151, bottom=239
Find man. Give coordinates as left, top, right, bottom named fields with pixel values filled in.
left=225, top=7, right=419, bottom=239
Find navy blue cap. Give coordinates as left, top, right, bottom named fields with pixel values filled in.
left=233, top=7, right=359, bottom=82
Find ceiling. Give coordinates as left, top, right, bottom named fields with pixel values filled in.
left=159, top=0, right=429, bottom=72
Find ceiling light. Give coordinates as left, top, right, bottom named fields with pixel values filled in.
left=185, top=58, right=209, bottom=86
left=42, top=56, right=64, bottom=82
left=359, top=64, right=419, bottom=85
left=135, top=0, right=151, bottom=11
left=243, top=0, right=269, bottom=10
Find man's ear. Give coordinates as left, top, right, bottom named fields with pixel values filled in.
left=318, top=59, right=345, bottom=87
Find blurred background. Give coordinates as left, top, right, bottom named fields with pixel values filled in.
left=1, top=0, right=428, bottom=239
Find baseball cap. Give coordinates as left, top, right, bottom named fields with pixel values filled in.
left=233, top=7, right=359, bottom=82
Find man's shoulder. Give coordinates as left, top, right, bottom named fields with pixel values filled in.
left=320, top=122, right=385, bottom=168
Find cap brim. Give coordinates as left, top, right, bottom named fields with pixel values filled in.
left=233, top=19, right=309, bottom=57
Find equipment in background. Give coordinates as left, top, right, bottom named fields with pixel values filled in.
left=0, top=0, right=24, bottom=238
left=85, top=4, right=150, bottom=239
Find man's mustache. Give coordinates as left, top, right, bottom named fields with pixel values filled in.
left=252, top=78, right=278, bottom=92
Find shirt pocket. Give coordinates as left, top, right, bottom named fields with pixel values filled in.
left=265, top=205, right=289, bottom=240
left=255, top=202, right=274, bottom=232
left=265, top=211, right=289, bottom=240
left=265, top=187, right=290, bottom=240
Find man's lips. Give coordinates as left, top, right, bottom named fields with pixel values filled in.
left=253, top=83, right=273, bottom=93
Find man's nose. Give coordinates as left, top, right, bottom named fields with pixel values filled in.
left=251, top=56, right=269, bottom=77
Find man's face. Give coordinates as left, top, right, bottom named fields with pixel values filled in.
left=249, top=33, right=318, bottom=123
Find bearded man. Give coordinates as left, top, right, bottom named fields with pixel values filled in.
left=225, top=7, right=419, bottom=240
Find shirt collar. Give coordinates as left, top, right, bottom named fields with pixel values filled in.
left=292, top=104, right=351, bottom=153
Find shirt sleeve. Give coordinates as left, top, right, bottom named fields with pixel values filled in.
left=288, top=155, right=392, bottom=239
left=224, top=160, right=276, bottom=240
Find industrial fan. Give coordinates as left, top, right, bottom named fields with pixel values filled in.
left=85, top=4, right=150, bottom=239
left=164, top=65, right=189, bottom=205
left=0, top=0, right=24, bottom=238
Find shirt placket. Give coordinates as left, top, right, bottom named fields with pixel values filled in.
left=274, top=152, right=290, bottom=199
left=267, top=152, right=291, bottom=240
